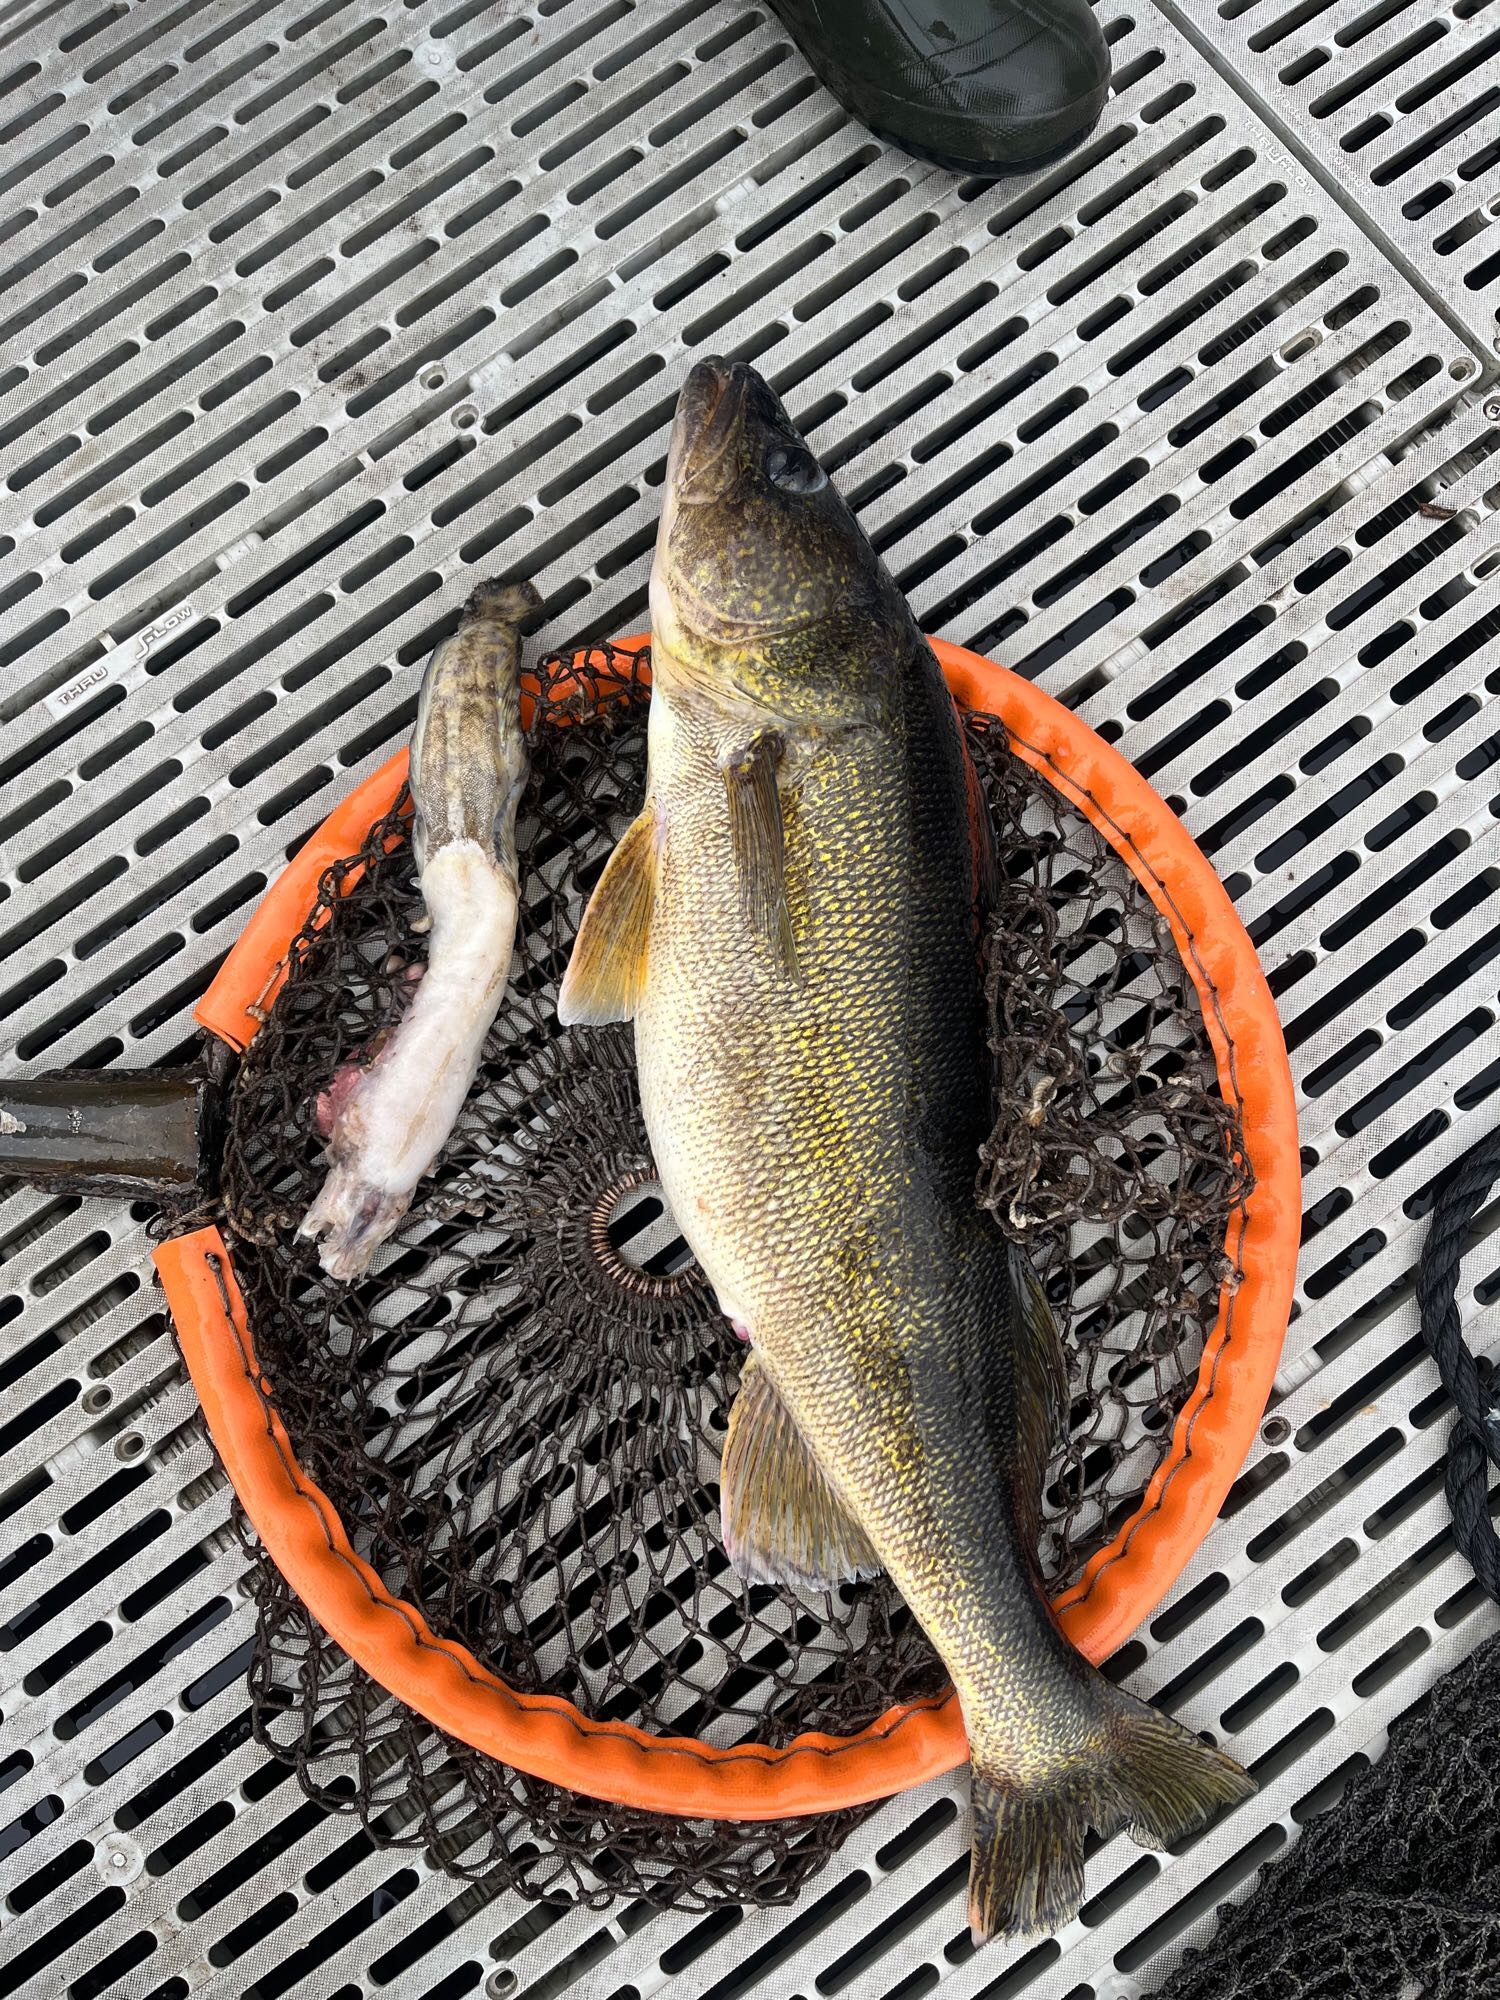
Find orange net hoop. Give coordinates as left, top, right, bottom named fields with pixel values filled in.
left=156, top=637, right=1299, bottom=1821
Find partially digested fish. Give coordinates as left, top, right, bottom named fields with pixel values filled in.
left=299, top=577, right=538, bottom=1280
left=559, top=364, right=1251, bottom=1940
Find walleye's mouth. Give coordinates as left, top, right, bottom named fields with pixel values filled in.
left=669, top=357, right=751, bottom=504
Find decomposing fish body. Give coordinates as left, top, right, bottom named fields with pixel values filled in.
left=299, top=577, right=538, bottom=1279
left=560, top=363, right=1251, bottom=1939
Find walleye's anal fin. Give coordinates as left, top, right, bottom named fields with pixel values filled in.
left=722, top=731, right=797, bottom=975
left=721, top=1353, right=880, bottom=1589
left=1008, top=1242, right=1068, bottom=1547
left=967, top=1709, right=1253, bottom=1943
left=557, top=807, right=656, bottom=1025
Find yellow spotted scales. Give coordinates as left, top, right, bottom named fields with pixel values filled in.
left=560, top=362, right=1251, bottom=1940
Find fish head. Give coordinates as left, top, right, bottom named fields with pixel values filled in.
left=652, top=359, right=897, bottom=726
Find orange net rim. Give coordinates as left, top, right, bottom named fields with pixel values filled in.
left=156, top=638, right=1300, bottom=1820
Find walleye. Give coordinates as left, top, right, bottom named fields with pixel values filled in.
left=559, top=364, right=1251, bottom=1939
left=300, top=578, right=538, bottom=1280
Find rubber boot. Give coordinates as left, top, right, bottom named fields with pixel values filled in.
left=767, top=0, right=1111, bottom=175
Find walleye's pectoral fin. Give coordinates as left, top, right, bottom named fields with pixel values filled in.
left=721, top=1353, right=880, bottom=1589
left=1008, top=1242, right=1068, bottom=1547
left=721, top=732, right=797, bottom=975
left=557, top=807, right=656, bottom=1025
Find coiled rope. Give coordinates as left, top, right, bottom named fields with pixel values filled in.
left=1416, top=1125, right=1500, bottom=1602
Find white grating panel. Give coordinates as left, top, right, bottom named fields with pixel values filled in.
left=1170, top=0, right=1500, bottom=345
left=2, top=3, right=1500, bottom=1999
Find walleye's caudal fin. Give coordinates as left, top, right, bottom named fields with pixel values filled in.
left=968, top=1703, right=1253, bottom=1943
left=967, top=1768, right=1085, bottom=1943
left=558, top=806, right=657, bottom=1024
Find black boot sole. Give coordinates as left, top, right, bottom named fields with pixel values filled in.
left=866, top=99, right=1107, bottom=178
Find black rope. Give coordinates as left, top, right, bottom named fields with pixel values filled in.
left=1415, top=1124, right=1500, bottom=1603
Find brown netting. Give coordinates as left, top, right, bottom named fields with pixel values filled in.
left=212, top=642, right=1250, bottom=1912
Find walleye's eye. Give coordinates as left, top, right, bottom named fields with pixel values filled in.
left=765, top=444, right=827, bottom=495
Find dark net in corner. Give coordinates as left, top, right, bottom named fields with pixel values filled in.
left=1155, top=1627, right=1500, bottom=2000
left=215, top=642, right=1250, bottom=1914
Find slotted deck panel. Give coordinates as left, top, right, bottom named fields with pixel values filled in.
left=2, top=4, right=1498, bottom=1998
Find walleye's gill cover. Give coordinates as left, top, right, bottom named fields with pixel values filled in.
left=219, top=641, right=1249, bottom=1909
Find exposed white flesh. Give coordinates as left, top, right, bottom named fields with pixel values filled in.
left=297, top=844, right=519, bottom=1278
left=298, top=577, right=536, bottom=1279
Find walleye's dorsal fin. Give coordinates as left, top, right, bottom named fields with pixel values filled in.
left=721, top=732, right=798, bottom=976
left=964, top=735, right=998, bottom=928
left=557, top=807, right=656, bottom=1025
left=1009, top=1242, right=1067, bottom=1547
left=721, top=1352, right=881, bottom=1589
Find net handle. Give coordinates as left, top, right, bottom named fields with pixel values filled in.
left=169, top=641, right=1299, bottom=1817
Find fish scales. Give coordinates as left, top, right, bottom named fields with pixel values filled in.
left=561, top=361, right=1251, bottom=1938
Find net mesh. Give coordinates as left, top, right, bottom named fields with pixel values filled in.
left=212, top=642, right=1250, bottom=1911
left=1156, top=1629, right=1500, bottom=2000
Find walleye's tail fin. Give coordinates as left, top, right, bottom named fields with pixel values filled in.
left=968, top=1704, right=1253, bottom=1944
left=967, top=1769, right=1086, bottom=1943
left=1099, top=1704, right=1256, bottom=1854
